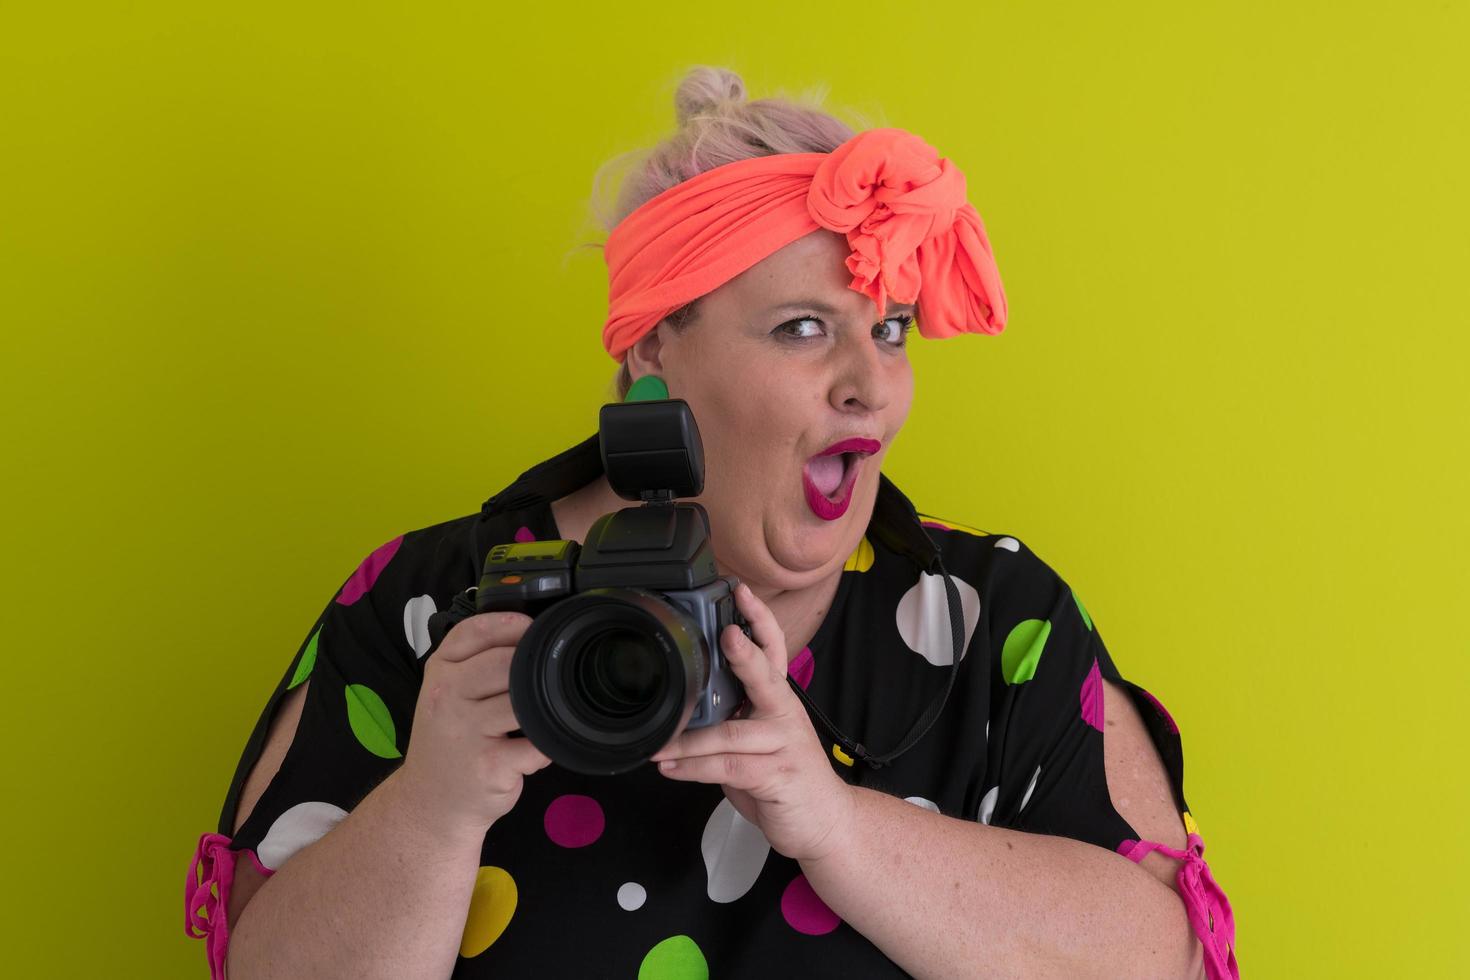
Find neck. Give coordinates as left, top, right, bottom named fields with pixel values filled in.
left=549, top=475, right=844, bottom=663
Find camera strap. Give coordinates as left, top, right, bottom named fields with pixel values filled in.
left=786, top=476, right=965, bottom=771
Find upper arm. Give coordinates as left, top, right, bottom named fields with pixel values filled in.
left=1101, top=676, right=1188, bottom=890
left=980, top=538, right=1226, bottom=975
left=190, top=528, right=439, bottom=978
left=226, top=680, right=309, bottom=931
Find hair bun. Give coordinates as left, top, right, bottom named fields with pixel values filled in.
left=673, top=65, right=748, bottom=126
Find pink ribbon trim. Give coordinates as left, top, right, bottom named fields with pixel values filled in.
left=185, top=831, right=272, bottom=979
left=1118, top=832, right=1239, bottom=980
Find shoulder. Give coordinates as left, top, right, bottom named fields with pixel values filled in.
left=325, top=509, right=509, bottom=658
left=336, top=512, right=479, bottom=600
left=909, top=510, right=1108, bottom=687
left=913, top=509, right=1079, bottom=610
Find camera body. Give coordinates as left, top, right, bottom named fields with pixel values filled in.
left=426, top=397, right=753, bottom=775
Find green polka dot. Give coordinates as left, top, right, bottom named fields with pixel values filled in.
left=287, top=626, right=321, bottom=689
left=1001, top=618, right=1051, bottom=684
left=638, top=935, right=708, bottom=980
left=345, top=683, right=402, bottom=759
left=1071, top=588, right=1094, bottom=631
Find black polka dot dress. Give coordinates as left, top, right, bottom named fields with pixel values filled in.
left=185, top=432, right=1238, bottom=979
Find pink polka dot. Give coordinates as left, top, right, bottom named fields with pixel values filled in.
left=1138, top=688, right=1180, bottom=734
left=787, top=646, right=814, bottom=690
left=544, top=794, right=605, bottom=848
left=336, top=535, right=403, bottom=605
left=780, top=873, right=840, bottom=935
left=1080, top=658, right=1104, bottom=731
left=514, top=525, right=536, bottom=542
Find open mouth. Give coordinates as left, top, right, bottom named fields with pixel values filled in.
left=801, top=437, right=879, bottom=521
left=805, top=452, right=859, bottom=501
left=801, top=451, right=864, bottom=520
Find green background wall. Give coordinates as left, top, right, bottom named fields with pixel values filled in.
left=3, top=2, right=1465, bottom=976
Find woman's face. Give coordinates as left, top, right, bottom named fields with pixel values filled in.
left=625, top=228, right=915, bottom=591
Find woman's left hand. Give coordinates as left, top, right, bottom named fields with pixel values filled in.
left=650, top=581, right=857, bottom=864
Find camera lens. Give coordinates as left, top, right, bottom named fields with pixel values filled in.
left=573, top=627, right=668, bottom=719
left=508, top=587, right=710, bottom=775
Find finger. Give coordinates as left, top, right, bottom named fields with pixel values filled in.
left=455, top=645, right=517, bottom=700
left=435, top=612, right=533, bottom=664
left=500, top=734, right=554, bottom=775
left=733, top=583, right=787, bottom=679
left=656, top=750, right=775, bottom=789
left=478, top=691, right=521, bottom=736
left=649, top=719, right=786, bottom=761
left=721, top=621, right=791, bottom=714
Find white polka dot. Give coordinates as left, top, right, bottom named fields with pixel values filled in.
left=257, top=801, right=349, bottom=871
left=977, top=786, right=998, bottom=825
left=1019, top=764, right=1041, bottom=813
left=895, top=572, right=982, bottom=666
left=617, top=881, right=646, bottom=911
left=994, top=536, right=1020, bottom=552
left=700, top=797, right=771, bottom=903
left=404, top=594, right=438, bottom=658
left=903, top=796, right=940, bottom=813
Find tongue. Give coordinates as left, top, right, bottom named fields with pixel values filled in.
left=807, top=454, right=844, bottom=496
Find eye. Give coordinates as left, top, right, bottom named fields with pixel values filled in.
left=772, top=313, right=915, bottom=347
left=774, top=316, right=825, bottom=340
left=878, top=314, right=915, bottom=347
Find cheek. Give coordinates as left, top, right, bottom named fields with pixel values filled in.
left=695, top=388, right=816, bottom=489
left=895, top=374, right=915, bottom=419
left=885, top=363, right=916, bottom=423
left=699, top=367, right=803, bottom=431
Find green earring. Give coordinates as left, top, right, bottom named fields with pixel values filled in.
left=624, top=374, right=670, bottom=403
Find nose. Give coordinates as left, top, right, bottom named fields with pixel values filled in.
left=829, top=329, right=891, bottom=415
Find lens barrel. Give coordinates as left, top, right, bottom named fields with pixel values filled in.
left=508, top=588, right=708, bottom=775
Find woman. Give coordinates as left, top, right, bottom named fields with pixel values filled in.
left=186, top=66, right=1236, bottom=979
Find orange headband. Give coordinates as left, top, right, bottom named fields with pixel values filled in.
left=602, top=126, right=1009, bottom=363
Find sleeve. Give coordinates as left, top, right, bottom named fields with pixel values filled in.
left=981, top=538, right=1239, bottom=980
left=184, top=531, right=429, bottom=980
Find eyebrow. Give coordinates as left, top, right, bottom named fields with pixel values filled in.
left=764, top=298, right=917, bottom=316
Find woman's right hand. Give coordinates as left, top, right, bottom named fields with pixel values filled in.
left=396, top=611, right=554, bottom=838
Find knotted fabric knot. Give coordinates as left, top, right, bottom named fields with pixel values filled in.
left=807, top=127, right=993, bottom=329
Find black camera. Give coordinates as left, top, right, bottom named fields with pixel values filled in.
left=425, top=397, right=753, bottom=775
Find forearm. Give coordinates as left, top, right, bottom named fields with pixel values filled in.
left=801, top=785, right=1205, bottom=979
left=227, top=768, right=485, bottom=980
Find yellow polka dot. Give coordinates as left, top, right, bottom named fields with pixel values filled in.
left=460, top=866, right=517, bottom=957
left=1182, top=811, right=1200, bottom=836
left=843, top=536, right=875, bottom=572
left=916, top=513, right=990, bottom=538
left=832, top=744, right=854, bottom=766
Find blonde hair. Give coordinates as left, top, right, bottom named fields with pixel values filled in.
left=584, top=66, right=871, bottom=400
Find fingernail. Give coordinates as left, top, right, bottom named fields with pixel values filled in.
left=658, top=759, right=677, bottom=771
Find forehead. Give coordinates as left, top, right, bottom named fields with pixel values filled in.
left=715, top=229, right=917, bottom=317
